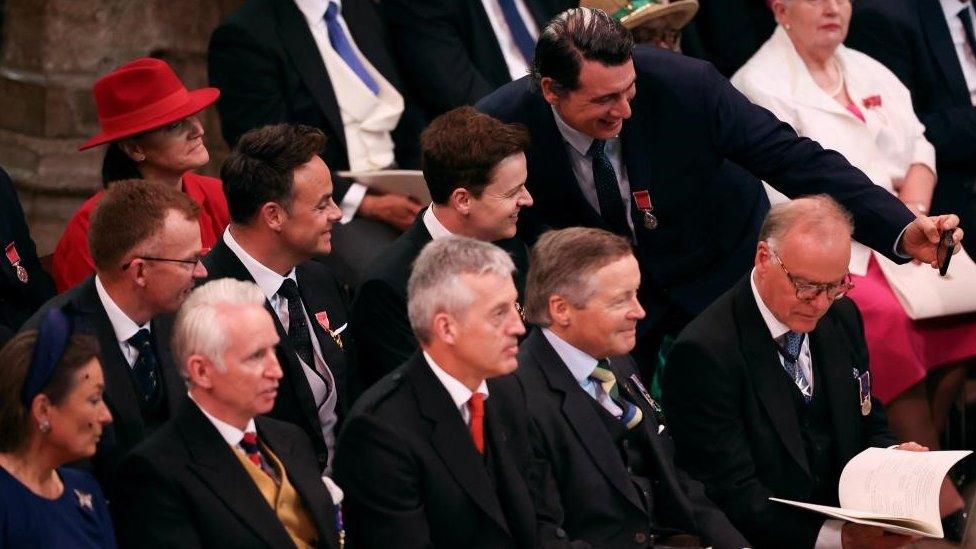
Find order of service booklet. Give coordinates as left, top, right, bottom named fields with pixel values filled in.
left=337, top=170, right=431, bottom=205
left=771, top=447, right=972, bottom=538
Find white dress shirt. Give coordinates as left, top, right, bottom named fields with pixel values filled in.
left=940, top=0, right=976, bottom=105
left=223, top=228, right=340, bottom=470
left=422, top=206, right=454, bottom=240
left=751, top=268, right=847, bottom=548
left=551, top=107, right=635, bottom=238
left=190, top=393, right=258, bottom=449
left=479, top=0, right=539, bottom=81
left=423, top=351, right=489, bottom=426
left=94, top=275, right=150, bottom=369
left=541, top=328, right=624, bottom=418
left=293, top=0, right=406, bottom=222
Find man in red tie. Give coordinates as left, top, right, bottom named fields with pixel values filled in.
left=334, top=236, right=574, bottom=548
left=114, top=279, right=341, bottom=548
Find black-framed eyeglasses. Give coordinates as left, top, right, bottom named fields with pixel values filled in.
left=121, top=255, right=204, bottom=271
left=770, top=249, right=854, bottom=301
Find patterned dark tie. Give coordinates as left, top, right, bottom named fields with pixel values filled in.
left=497, top=0, right=537, bottom=64
left=588, top=139, right=631, bottom=237
left=277, top=278, right=315, bottom=367
left=779, top=331, right=812, bottom=403
left=126, top=329, right=159, bottom=406
left=959, top=7, right=976, bottom=61
left=589, top=360, right=643, bottom=429
left=240, top=431, right=277, bottom=480
left=325, top=1, right=380, bottom=95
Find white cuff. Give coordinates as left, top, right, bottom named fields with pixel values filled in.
left=339, top=182, right=368, bottom=224
left=893, top=223, right=912, bottom=259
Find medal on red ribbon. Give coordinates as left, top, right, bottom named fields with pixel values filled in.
left=631, top=190, right=658, bottom=230
left=5, top=242, right=28, bottom=283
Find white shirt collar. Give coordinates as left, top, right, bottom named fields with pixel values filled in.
left=94, top=275, right=149, bottom=344
left=422, top=351, right=489, bottom=412
left=189, top=392, right=257, bottom=448
left=422, top=207, right=455, bottom=240
left=293, top=0, right=337, bottom=23
left=749, top=267, right=792, bottom=341
left=940, top=0, right=972, bottom=20
left=541, top=328, right=600, bottom=384
left=223, top=228, right=297, bottom=303
left=551, top=106, right=595, bottom=156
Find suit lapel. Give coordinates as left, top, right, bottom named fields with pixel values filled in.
left=297, top=264, right=347, bottom=410
left=809, top=318, right=860, bottom=463
left=179, top=405, right=298, bottom=548
left=273, top=0, right=346, bottom=152
left=732, top=279, right=811, bottom=477
left=151, top=315, right=186, bottom=416
left=72, top=279, right=145, bottom=443
left=527, top=331, right=645, bottom=512
left=920, top=0, right=971, bottom=104
left=259, top=417, right=338, bottom=548
left=408, top=356, right=510, bottom=534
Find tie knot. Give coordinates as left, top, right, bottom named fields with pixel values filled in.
left=324, top=1, right=339, bottom=20
left=589, top=360, right=616, bottom=383
left=587, top=139, right=607, bottom=158
left=241, top=431, right=259, bottom=453
left=277, top=278, right=301, bottom=301
left=781, top=331, right=804, bottom=355
left=468, top=392, right=485, bottom=419
left=127, top=328, right=152, bottom=348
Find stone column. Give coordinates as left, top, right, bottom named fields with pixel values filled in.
left=1, top=0, right=241, bottom=252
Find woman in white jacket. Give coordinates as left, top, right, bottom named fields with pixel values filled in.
left=733, top=0, right=973, bottom=525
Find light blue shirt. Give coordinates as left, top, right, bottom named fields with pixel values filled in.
left=541, top=328, right=622, bottom=417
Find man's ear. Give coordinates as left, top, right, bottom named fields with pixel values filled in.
left=548, top=294, right=573, bottom=328
left=540, top=77, right=562, bottom=106
left=185, top=354, right=216, bottom=389
left=260, top=202, right=287, bottom=232
left=449, top=188, right=473, bottom=216
left=431, top=311, right=459, bottom=346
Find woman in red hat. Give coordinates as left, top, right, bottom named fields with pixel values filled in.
left=51, top=58, right=229, bottom=293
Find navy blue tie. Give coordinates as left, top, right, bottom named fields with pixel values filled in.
left=325, top=1, right=380, bottom=95
left=127, top=329, right=160, bottom=406
left=779, top=331, right=812, bottom=403
left=959, top=7, right=976, bottom=62
left=588, top=139, right=630, bottom=236
left=497, top=0, right=537, bottom=64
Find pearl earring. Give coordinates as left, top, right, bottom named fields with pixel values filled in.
left=39, top=421, right=51, bottom=433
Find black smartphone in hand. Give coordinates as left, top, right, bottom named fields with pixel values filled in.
left=937, top=230, right=955, bottom=277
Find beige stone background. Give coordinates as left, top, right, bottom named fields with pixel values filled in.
left=4, top=0, right=244, bottom=254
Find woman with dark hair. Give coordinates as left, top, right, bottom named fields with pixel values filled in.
left=0, top=307, right=115, bottom=547
left=51, top=58, right=229, bottom=293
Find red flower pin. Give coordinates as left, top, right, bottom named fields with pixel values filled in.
left=862, top=95, right=882, bottom=109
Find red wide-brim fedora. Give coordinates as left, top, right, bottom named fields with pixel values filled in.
left=78, top=57, right=220, bottom=151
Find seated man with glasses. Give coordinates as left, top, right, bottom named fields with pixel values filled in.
left=663, top=195, right=923, bottom=549
left=23, top=179, right=207, bottom=499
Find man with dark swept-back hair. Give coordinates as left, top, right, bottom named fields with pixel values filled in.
left=351, top=107, right=534, bottom=390
left=478, top=6, right=963, bottom=382
left=202, top=123, right=356, bottom=474
left=23, top=178, right=206, bottom=499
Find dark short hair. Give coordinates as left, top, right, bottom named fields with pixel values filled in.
left=531, top=7, right=634, bottom=94
left=89, top=179, right=200, bottom=272
left=0, top=331, right=100, bottom=452
left=421, top=107, right=530, bottom=204
left=101, top=142, right=142, bottom=187
left=220, top=124, right=327, bottom=224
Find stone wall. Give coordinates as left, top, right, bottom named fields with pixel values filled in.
left=2, top=0, right=243, bottom=253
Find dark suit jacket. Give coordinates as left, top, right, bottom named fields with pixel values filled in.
left=515, top=329, right=748, bottom=548
left=114, top=402, right=339, bottom=549
left=476, top=46, right=916, bottom=330
left=350, top=212, right=530, bottom=390
left=383, top=0, right=572, bottom=119
left=0, top=168, right=55, bottom=343
left=202, top=238, right=354, bottom=471
left=662, top=276, right=897, bottom=549
left=22, top=277, right=185, bottom=496
left=333, top=353, right=569, bottom=548
left=208, top=0, right=424, bottom=178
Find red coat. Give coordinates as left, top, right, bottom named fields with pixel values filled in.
left=52, top=172, right=230, bottom=293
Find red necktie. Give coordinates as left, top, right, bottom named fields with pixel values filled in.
left=468, top=393, right=485, bottom=454
left=240, top=431, right=276, bottom=480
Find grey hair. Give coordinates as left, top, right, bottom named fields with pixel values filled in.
left=407, top=236, right=515, bottom=344
left=171, top=279, right=267, bottom=382
left=524, top=227, right=633, bottom=326
left=759, top=194, right=854, bottom=250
